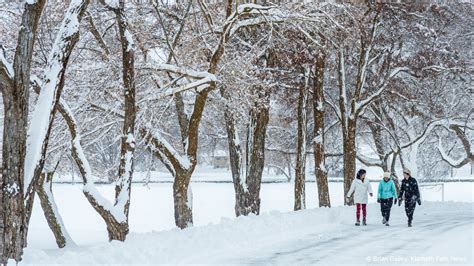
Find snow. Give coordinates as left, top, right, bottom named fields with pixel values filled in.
left=104, top=0, right=119, bottom=9
left=165, top=75, right=215, bottom=97
left=42, top=179, right=75, bottom=246
left=187, top=183, right=193, bottom=210
left=73, top=133, right=127, bottom=223
left=233, top=129, right=241, bottom=146
left=5, top=183, right=19, bottom=195
left=316, top=99, right=323, bottom=111
left=314, top=134, right=322, bottom=144
left=0, top=50, right=13, bottom=78
left=148, top=128, right=192, bottom=170
left=122, top=133, right=135, bottom=178
left=146, top=63, right=217, bottom=80
left=22, top=182, right=473, bottom=264
left=438, top=138, right=466, bottom=166
left=83, top=183, right=127, bottom=223
left=147, top=47, right=167, bottom=64
left=123, top=29, right=134, bottom=52
left=319, top=161, right=327, bottom=173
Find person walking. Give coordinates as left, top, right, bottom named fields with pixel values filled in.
left=398, top=168, right=421, bottom=227
left=347, top=169, right=373, bottom=226
left=377, top=172, right=397, bottom=226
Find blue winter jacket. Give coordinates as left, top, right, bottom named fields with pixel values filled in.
left=378, top=177, right=398, bottom=200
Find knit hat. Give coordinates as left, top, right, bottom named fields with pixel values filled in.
left=383, top=172, right=391, bottom=178
left=403, top=168, right=411, bottom=176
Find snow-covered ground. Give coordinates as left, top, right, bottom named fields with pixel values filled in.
left=22, top=181, right=473, bottom=265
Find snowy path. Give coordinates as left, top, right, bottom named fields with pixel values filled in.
left=224, top=206, right=473, bottom=265
left=22, top=202, right=473, bottom=265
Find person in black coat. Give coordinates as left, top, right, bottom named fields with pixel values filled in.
left=398, top=168, right=421, bottom=227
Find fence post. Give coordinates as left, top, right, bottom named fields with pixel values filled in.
left=442, top=183, right=445, bottom=202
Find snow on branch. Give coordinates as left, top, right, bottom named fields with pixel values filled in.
left=62, top=100, right=126, bottom=223
left=32, top=76, right=127, bottom=223
left=229, top=10, right=285, bottom=36
left=140, top=63, right=217, bottom=80
left=101, top=0, right=120, bottom=10
left=83, top=183, right=127, bottom=223
left=398, top=119, right=445, bottom=150
left=356, top=154, right=383, bottom=167
left=142, top=126, right=192, bottom=171
left=355, top=67, right=411, bottom=115
left=437, top=138, right=470, bottom=168
left=161, top=76, right=215, bottom=98
left=422, top=65, right=462, bottom=73
left=0, top=46, right=13, bottom=79
left=24, top=0, right=89, bottom=195
left=222, top=4, right=277, bottom=36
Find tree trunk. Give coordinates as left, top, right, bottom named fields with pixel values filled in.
left=105, top=220, right=129, bottom=241
left=1, top=90, right=28, bottom=263
left=1, top=1, right=46, bottom=263
left=294, top=67, right=309, bottom=211
left=173, top=171, right=193, bottom=229
left=242, top=87, right=270, bottom=215
left=220, top=87, right=246, bottom=216
left=343, top=120, right=357, bottom=206
left=36, top=172, right=74, bottom=248
left=113, top=2, right=136, bottom=223
left=313, top=47, right=331, bottom=208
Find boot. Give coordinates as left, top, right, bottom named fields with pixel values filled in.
left=385, top=222, right=390, bottom=226
left=382, top=217, right=387, bottom=224
left=355, top=220, right=360, bottom=226
left=408, top=221, right=412, bottom=227
left=362, top=219, right=367, bottom=226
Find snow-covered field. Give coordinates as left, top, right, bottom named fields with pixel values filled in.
left=22, top=181, right=473, bottom=265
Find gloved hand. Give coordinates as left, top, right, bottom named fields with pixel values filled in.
left=369, top=193, right=373, bottom=197
left=417, top=199, right=421, bottom=205
left=377, top=199, right=381, bottom=203
left=394, top=198, right=397, bottom=205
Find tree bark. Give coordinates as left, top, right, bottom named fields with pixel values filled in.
left=220, top=87, right=246, bottom=216
left=36, top=172, right=74, bottom=248
left=113, top=1, right=136, bottom=225
left=173, top=171, right=193, bottom=229
left=57, top=96, right=131, bottom=242
left=294, top=67, right=309, bottom=211
left=343, top=120, right=357, bottom=206
left=1, top=1, right=46, bottom=263
left=312, top=47, right=331, bottom=208
left=241, top=87, right=270, bottom=215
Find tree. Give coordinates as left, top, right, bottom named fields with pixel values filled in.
left=0, top=0, right=89, bottom=262
left=294, top=66, right=309, bottom=211
left=312, top=44, right=331, bottom=208
left=141, top=1, right=278, bottom=225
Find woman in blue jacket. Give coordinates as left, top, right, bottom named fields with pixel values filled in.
left=377, top=172, right=398, bottom=226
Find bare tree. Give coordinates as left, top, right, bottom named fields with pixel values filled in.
left=1, top=0, right=89, bottom=262
left=141, top=1, right=278, bottom=226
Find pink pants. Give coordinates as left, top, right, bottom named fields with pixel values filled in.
left=356, top=203, right=367, bottom=220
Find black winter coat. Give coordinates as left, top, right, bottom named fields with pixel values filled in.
left=399, top=177, right=421, bottom=203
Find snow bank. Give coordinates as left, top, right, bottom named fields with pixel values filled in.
left=22, top=201, right=473, bottom=264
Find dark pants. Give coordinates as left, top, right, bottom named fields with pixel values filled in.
left=405, top=200, right=417, bottom=223
left=356, top=203, right=367, bottom=221
left=380, top=198, right=393, bottom=222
